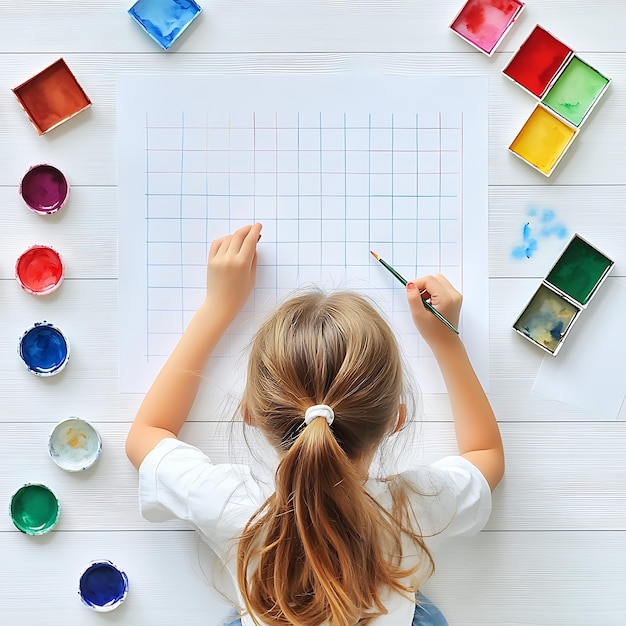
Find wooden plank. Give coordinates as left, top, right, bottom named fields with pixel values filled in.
left=428, top=531, right=626, bottom=625
left=2, top=1, right=626, bottom=54
left=0, top=530, right=232, bottom=625
left=489, top=186, right=626, bottom=280
left=1, top=529, right=624, bottom=625
left=1, top=53, right=624, bottom=186
left=0, top=186, right=117, bottom=280
left=2, top=421, right=626, bottom=532
left=1, top=277, right=619, bottom=421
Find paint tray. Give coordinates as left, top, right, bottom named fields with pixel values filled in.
left=504, top=25, right=611, bottom=176
left=128, top=0, right=203, bottom=50
left=513, top=234, right=614, bottom=355
left=450, top=0, right=525, bottom=56
left=13, top=59, right=92, bottom=135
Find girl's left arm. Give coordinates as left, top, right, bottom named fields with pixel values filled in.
left=126, top=223, right=263, bottom=469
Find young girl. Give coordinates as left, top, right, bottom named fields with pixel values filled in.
left=126, top=222, right=504, bottom=626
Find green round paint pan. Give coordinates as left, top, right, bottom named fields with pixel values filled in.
left=10, top=483, right=60, bottom=535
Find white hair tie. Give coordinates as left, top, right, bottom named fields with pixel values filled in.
left=303, top=404, right=334, bottom=426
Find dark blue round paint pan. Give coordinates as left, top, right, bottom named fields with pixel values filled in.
left=78, top=560, right=128, bottom=612
left=18, top=322, right=70, bottom=376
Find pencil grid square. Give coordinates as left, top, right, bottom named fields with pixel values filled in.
left=144, top=112, right=463, bottom=381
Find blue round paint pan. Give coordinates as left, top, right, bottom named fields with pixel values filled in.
left=79, top=560, right=128, bottom=612
left=18, top=322, right=70, bottom=376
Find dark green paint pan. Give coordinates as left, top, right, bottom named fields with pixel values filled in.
left=546, top=234, right=614, bottom=306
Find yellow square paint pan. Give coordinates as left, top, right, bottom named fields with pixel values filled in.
left=509, top=104, right=577, bottom=176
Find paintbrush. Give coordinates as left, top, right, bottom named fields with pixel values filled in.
left=370, top=250, right=460, bottom=334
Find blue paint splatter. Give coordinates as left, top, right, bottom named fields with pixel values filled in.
left=511, top=207, right=568, bottom=260
left=512, top=222, right=538, bottom=259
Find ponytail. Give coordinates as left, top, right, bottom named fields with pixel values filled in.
left=239, top=416, right=419, bottom=626
left=238, top=291, right=434, bottom=625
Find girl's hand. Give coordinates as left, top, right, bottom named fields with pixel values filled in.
left=406, top=274, right=462, bottom=350
left=205, top=223, right=262, bottom=323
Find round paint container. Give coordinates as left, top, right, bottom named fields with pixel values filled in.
left=10, top=483, right=60, bottom=535
left=15, top=245, right=65, bottom=296
left=79, top=560, right=128, bottom=612
left=18, top=322, right=70, bottom=376
left=19, top=164, right=69, bottom=215
left=49, top=418, right=102, bottom=472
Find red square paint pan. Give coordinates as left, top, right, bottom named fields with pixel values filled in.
left=450, top=0, right=525, bottom=56
left=13, top=58, right=92, bottom=135
left=502, top=25, right=573, bottom=98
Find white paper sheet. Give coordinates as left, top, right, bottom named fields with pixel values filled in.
left=533, top=278, right=626, bottom=419
left=117, top=75, right=488, bottom=397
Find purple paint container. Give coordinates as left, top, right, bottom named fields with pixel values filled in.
left=19, top=164, right=69, bottom=215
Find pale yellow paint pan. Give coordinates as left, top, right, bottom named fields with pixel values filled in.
left=509, top=104, right=577, bottom=176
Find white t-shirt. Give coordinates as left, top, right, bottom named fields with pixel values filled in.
left=139, top=437, right=491, bottom=626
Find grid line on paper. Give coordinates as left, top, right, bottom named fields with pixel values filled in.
left=144, top=111, right=464, bottom=370
left=179, top=112, right=185, bottom=333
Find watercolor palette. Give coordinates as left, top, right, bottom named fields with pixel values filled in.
left=128, top=0, right=202, bottom=50
left=504, top=25, right=611, bottom=176
left=450, top=0, right=525, bottom=56
left=79, top=560, right=129, bottom=611
left=49, top=418, right=102, bottom=472
left=513, top=234, right=614, bottom=355
left=10, top=483, right=60, bottom=535
left=13, top=59, right=91, bottom=135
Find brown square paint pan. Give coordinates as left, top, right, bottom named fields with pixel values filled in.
left=13, top=58, right=92, bottom=134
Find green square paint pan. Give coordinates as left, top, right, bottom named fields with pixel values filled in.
left=513, top=234, right=614, bottom=355
left=541, top=55, right=611, bottom=129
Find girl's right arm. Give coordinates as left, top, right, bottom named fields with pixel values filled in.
left=406, top=275, right=504, bottom=491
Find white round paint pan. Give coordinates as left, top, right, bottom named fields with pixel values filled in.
left=48, top=417, right=102, bottom=472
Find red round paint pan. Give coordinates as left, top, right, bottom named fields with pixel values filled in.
left=19, top=164, right=69, bottom=215
left=15, top=245, right=65, bottom=296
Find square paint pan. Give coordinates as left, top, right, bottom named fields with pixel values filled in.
left=503, top=25, right=572, bottom=98
left=513, top=283, right=582, bottom=355
left=541, top=56, right=611, bottom=128
left=13, top=59, right=92, bottom=135
left=513, top=234, right=613, bottom=355
left=450, top=0, right=525, bottom=56
left=544, top=234, right=614, bottom=308
left=128, top=0, right=202, bottom=50
left=509, top=104, right=577, bottom=177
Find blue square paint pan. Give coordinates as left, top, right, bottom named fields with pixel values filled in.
left=128, top=0, right=202, bottom=50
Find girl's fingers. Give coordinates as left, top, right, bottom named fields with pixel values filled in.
left=239, top=223, right=262, bottom=258
left=226, top=223, right=255, bottom=254
left=434, top=273, right=455, bottom=290
left=209, top=235, right=227, bottom=259
left=209, top=223, right=261, bottom=260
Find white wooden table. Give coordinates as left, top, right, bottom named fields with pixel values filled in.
left=1, top=2, right=625, bottom=624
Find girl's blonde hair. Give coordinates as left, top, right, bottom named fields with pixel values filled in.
left=237, top=291, right=433, bottom=626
